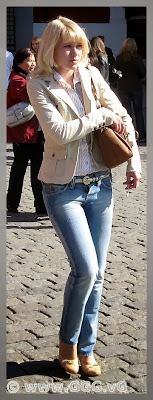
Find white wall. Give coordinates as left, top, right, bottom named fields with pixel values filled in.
left=33, top=7, right=126, bottom=59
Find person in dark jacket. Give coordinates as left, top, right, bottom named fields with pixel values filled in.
left=98, top=35, right=115, bottom=68
left=89, top=36, right=109, bottom=83
left=7, top=47, right=46, bottom=214
left=115, top=38, right=146, bottom=142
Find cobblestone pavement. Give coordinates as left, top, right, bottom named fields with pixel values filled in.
left=6, top=143, right=147, bottom=395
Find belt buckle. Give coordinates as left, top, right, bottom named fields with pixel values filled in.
left=82, top=176, right=92, bottom=185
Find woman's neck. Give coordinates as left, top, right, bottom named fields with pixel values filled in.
left=55, top=68, right=75, bottom=88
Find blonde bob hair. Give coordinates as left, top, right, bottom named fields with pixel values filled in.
left=33, top=16, right=89, bottom=77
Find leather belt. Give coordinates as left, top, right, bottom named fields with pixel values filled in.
left=74, top=173, right=110, bottom=185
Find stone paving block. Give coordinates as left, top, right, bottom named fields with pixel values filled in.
left=98, top=322, right=133, bottom=335
left=96, top=344, right=136, bottom=358
left=27, top=325, right=59, bottom=339
left=96, top=355, right=129, bottom=372
left=125, top=317, right=147, bottom=329
left=16, top=293, right=52, bottom=303
left=99, top=314, right=133, bottom=326
left=8, top=310, right=48, bottom=322
left=7, top=341, right=35, bottom=353
left=6, top=321, right=41, bottom=333
left=119, top=349, right=147, bottom=365
left=91, top=367, right=129, bottom=384
left=20, top=347, right=59, bottom=362
left=126, top=328, right=146, bottom=341
left=6, top=309, right=16, bottom=321
left=131, top=340, right=147, bottom=351
left=97, top=333, right=136, bottom=347
left=26, top=336, right=58, bottom=349
left=7, top=331, right=34, bottom=344
left=122, top=363, right=147, bottom=378
left=36, top=316, right=60, bottom=327
left=7, top=302, right=46, bottom=314
left=126, top=376, right=147, bottom=392
left=7, top=351, right=29, bottom=363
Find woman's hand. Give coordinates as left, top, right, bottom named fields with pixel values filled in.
left=123, top=171, right=142, bottom=190
left=111, top=114, right=125, bottom=135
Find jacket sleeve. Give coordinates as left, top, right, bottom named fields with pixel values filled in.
left=8, top=75, right=30, bottom=104
left=27, top=75, right=115, bottom=145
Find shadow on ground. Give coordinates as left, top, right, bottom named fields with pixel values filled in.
left=7, top=359, right=86, bottom=380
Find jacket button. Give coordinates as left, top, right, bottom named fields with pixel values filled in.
left=52, top=153, right=55, bottom=157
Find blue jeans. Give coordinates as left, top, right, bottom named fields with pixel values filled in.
left=42, top=170, right=114, bottom=356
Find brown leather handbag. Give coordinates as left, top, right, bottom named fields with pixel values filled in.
left=97, top=126, right=133, bottom=169
left=88, top=66, right=133, bottom=168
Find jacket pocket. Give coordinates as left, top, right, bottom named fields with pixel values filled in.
left=44, top=148, right=67, bottom=178
left=45, top=148, right=67, bottom=160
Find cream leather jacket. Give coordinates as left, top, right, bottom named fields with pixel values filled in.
left=27, top=64, right=141, bottom=184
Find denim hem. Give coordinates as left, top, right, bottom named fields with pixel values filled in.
left=59, top=336, right=78, bottom=346
left=77, top=352, right=94, bottom=356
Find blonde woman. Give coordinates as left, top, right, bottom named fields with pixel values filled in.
left=27, top=16, right=141, bottom=376
left=116, top=38, right=146, bottom=142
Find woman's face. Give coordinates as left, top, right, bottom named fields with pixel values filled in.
left=31, top=39, right=40, bottom=53
left=54, top=38, right=83, bottom=75
left=18, top=54, right=36, bottom=73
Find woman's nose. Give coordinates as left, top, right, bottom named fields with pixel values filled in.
left=71, top=46, right=77, bottom=55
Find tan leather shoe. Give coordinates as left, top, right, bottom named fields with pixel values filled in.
left=79, top=356, right=102, bottom=376
left=59, top=357, right=79, bottom=374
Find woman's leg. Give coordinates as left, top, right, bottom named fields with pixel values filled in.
left=118, top=90, right=132, bottom=117
left=132, top=89, right=146, bottom=141
left=29, top=141, right=46, bottom=212
left=7, top=143, right=29, bottom=210
left=77, top=176, right=114, bottom=355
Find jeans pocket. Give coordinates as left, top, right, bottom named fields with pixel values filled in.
left=101, top=176, right=112, bottom=189
left=42, top=182, right=68, bottom=196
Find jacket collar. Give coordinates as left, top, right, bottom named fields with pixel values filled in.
left=78, top=64, right=93, bottom=114
left=42, top=64, right=93, bottom=115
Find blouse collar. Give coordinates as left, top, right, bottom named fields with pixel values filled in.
left=53, top=69, right=80, bottom=89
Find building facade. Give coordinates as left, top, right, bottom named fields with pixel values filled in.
left=7, top=6, right=146, bottom=60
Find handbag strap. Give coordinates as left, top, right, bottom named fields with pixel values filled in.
left=87, top=65, right=101, bottom=109
left=88, top=64, right=138, bottom=142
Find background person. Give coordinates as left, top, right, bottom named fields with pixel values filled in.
left=115, top=38, right=146, bottom=143
left=7, top=47, right=46, bottom=214
left=6, top=50, right=14, bottom=89
left=27, top=16, right=141, bottom=376
left=98, top=35, right=115, bottom=68
left=89, top=36, right=109, bottom=83
left=30, top=36, right=41, bottom=62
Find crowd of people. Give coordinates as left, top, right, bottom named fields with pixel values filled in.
left=6, top=17, right=144, bottom=376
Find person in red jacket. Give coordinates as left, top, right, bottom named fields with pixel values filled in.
left=7, top=47, right=46, bottom=214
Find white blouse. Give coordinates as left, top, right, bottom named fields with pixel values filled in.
left=54, top=70, right=100, bottom=176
